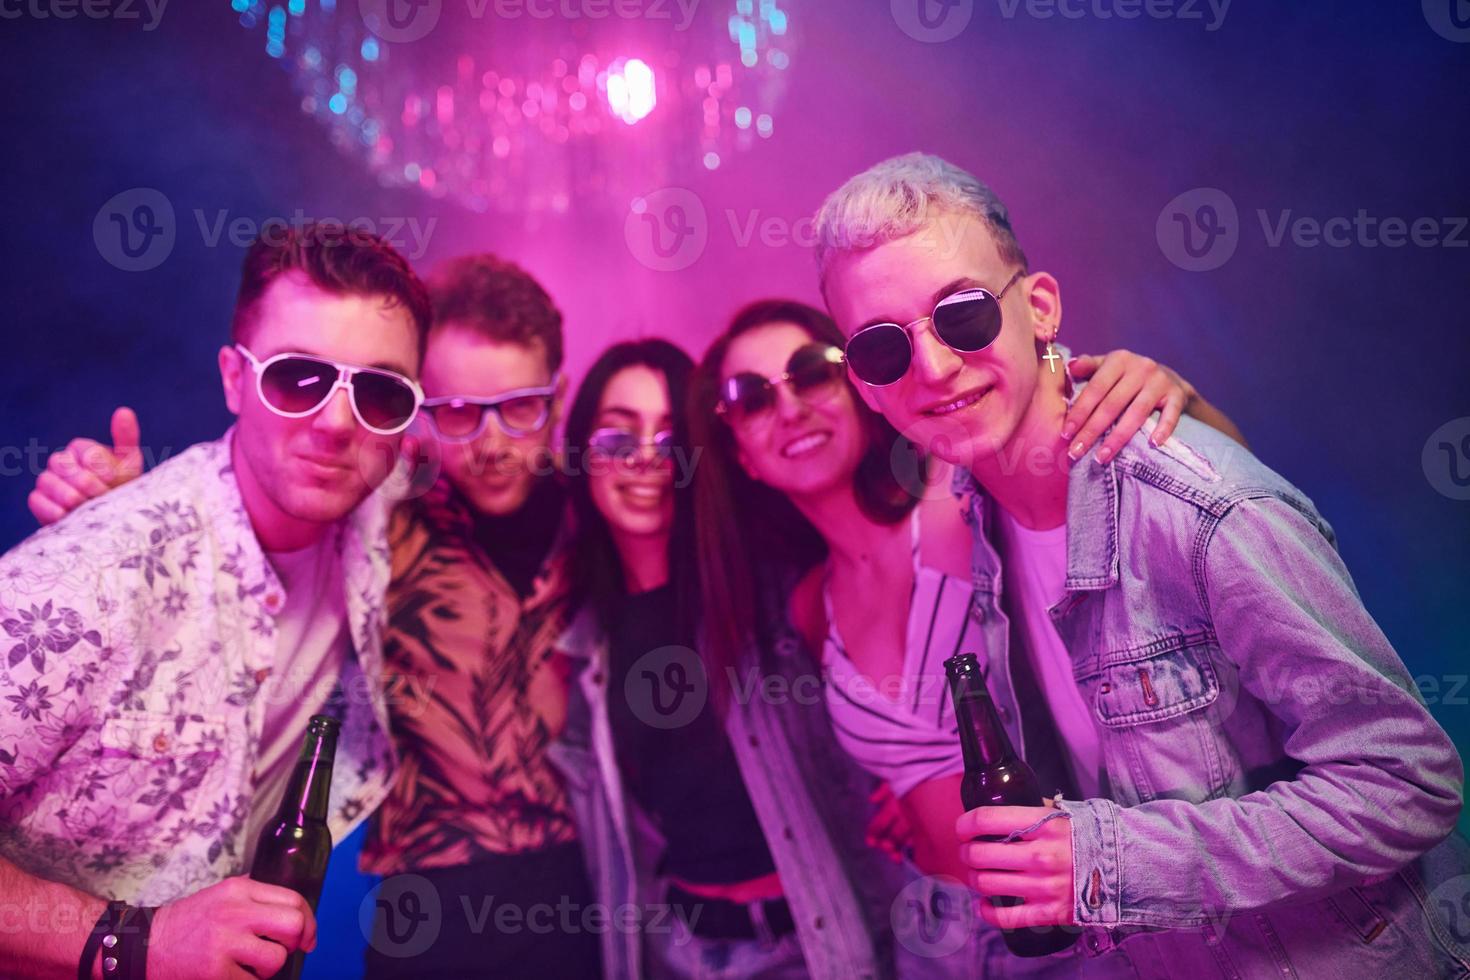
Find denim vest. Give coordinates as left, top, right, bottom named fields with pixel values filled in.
left=955, top=414, right=1469, bottom=978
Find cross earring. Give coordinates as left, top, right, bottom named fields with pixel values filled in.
left=1042, top=336, right=1063, bottom=374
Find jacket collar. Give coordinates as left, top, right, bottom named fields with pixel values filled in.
left=1062, top=453, right=1120, bottom=592
left=951, top=446, right=1120, bottom=594
left=559, top=603, right=604, bottom=662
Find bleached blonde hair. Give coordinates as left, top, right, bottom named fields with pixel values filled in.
left=812, top=152, right=1028, bottom=293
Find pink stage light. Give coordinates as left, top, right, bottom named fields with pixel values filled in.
left=606, top=59, right=657, bottom=126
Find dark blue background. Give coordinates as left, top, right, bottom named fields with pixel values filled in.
left=2, top=2, right=1467, bottom=975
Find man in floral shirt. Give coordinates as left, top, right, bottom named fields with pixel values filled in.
left=30, top=255, right=602, bottom=979
left=0, top=223, right=428, bottom=979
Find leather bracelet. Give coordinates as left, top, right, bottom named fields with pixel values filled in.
left=79, top=901, right=128, bottom=980
left=118, top=906, right=157, bottom=980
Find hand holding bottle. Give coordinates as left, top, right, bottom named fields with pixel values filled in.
left=944, top=653, right=1078, bottom=956
left=145, top=876, right=317, bottom=980
left=955, top=804, right=1076, bottom=930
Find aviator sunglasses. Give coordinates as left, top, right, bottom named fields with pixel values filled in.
left=422, top=377, right=560, bottom=442
left=715, top=343, right=847, bottom=424
left=843, top=270, right=1024, bottom=387
left=234, top=345, right=424, bottom=435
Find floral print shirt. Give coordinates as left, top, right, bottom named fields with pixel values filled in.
left=0, top=430, right=397, bottom=906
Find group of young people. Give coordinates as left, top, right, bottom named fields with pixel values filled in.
left=4, top=153, right=1466, bottom=980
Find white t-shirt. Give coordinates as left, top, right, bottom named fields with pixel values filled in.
left=996, top=509, right=1103, bottom=799
left=241, top=528, right=350, bottom=867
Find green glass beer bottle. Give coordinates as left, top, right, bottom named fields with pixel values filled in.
left=944, top=653, right=1078, bottom=957
left=249, top=714, right=339, bottom=980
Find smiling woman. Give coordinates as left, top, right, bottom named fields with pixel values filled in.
left=552, top=338, right=907, bottom=978
left=561, top=338, right=698, bottom=624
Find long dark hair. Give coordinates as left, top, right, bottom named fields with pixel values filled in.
left=565, top=339, right=699, bottom=645
left=689, top=299, right=928, bottom=692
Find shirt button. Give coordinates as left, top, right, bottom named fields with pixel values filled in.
left=592, top=672, right=605, bottom=686
left=264, top=592, right=283, bottom=612
left=152, top=733, right=170, bottom=753
left=254, top=668, right=271, bottom=685
left=748, top=736, right=760, bottom=748
left=782, top=827, right=794, bottom=841
left=813, top=916, right=824, bottom=930
left=997, top=706, right=1011, bottom=723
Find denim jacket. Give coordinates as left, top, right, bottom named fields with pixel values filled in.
left=547, top=588, right=920, bottom=980
left=954, top=414, right=1469, bottom=977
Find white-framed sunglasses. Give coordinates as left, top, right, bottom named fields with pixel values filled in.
left=422, top=376, right=561, bottom=442
left=234, top=344, right=424, bottom=436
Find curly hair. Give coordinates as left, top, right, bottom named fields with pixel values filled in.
left=426, top=254, right=564, bottom=373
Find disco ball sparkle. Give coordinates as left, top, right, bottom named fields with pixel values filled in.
left=231, top=0, right=796, bottom=213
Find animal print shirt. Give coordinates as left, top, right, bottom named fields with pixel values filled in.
left=360, top=477, right=577, bottom=874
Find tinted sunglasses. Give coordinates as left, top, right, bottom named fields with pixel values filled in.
left=587, top=428, right=677, bottom=462
left=715, top=343, right=846, bottom=424
left=235, top=345, right=424, bottom=435
left=422, top=377, right=560, bottom=442
left=844, top=271, right=1024, bottom=387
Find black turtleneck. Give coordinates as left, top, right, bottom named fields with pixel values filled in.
left=472, top=477, right=566, bottom=598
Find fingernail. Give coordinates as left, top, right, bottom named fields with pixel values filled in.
left=1096, top=446, right=1113, bottom=463
left=1068, top=441, right=1084, bottom=461
left=1060, top=423, right=1075, bottom=440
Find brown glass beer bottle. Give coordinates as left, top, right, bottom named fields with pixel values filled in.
left=945, top=653, right=1078, bottom=957
left=249, top=714, right=339, bottom=980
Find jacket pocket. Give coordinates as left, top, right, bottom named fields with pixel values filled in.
left=1081, top=634, right=1230, bottom=805
left=1091, top=635, right=1219, bottom=728
left=1254, top=877, right=1462, bottom=979
left=1326, top=887, right=1389, bottom=944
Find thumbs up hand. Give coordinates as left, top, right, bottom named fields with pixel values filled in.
left=28, top=407, right=146, bottom=525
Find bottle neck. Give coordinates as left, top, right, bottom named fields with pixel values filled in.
left=280, top=728, right=337, bottom=823
left=950, top=672, right=1017, bottom=769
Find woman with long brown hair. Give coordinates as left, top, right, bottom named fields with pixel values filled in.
left=552, top=338, right=914, bottom=979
